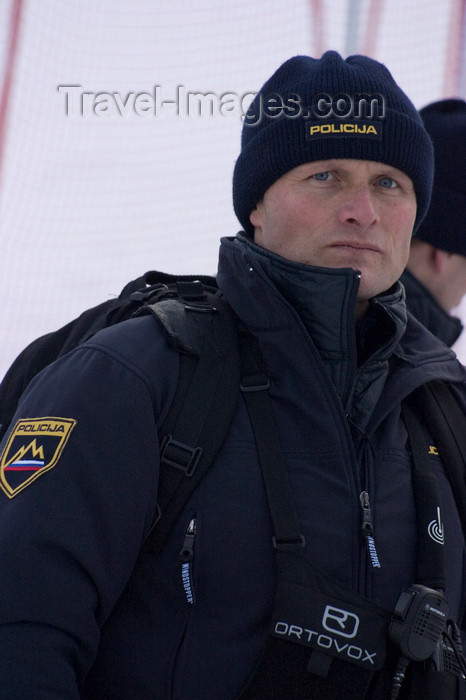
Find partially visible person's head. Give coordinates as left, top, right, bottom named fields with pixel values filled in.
left=232, top=52, right=433, bottom=313
left=415, top=99, right=466, bottom=258
left=233, top=51, right=433, bottom=238
left=405, top=99, right=466, bottom=313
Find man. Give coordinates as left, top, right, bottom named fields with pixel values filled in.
left=0, top=51, right=465, bottom=699
left=401, top=98, right=466, bottom=347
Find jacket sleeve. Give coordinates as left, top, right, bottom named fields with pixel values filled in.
left=0, top=330, right=170, bottom=699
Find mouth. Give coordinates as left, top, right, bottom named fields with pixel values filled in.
left=330, top=241, right=382, bottom=253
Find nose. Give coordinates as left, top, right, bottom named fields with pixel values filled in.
left=338, top=185, right=379, bottom=230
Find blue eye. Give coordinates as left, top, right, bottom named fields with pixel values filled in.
left=313, top=171, right=332, bottom=181
left=378, top=176, right=397, bottom=189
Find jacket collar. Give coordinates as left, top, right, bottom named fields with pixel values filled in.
left=217, top=235, right=465, bottom=433
left=222, top=235, right=410, bottom=429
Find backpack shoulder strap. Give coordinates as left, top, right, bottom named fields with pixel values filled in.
left=406, top=380, right=466, bottom=537
left=139, top=281, right=241, bottom=555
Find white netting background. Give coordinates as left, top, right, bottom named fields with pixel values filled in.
left=0, top=0, right=465, bottom=377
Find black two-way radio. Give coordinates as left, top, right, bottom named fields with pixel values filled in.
left=389, top=584, right=449, bottom=662
left=388, top=584, right=455, bottom=699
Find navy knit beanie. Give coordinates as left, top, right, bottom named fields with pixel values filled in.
left=233, top=51, right=433, bottom=237
left=416, top=98, right=466, bottom=257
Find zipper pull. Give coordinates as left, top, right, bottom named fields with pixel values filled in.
left=180, top=518, right=196, bottom=562
left=359, top=491, right=381, bottom=568
left=180, top=518, right=196, bottom=604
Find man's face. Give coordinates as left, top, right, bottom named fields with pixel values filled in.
left=250, top=159, right=417, bottom=317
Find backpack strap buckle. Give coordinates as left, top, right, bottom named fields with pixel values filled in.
left=240, top=373, right=270, bottom=392
left=272, top=535, right=306, bottom=551
left=160, top=435, right=203, bottom=477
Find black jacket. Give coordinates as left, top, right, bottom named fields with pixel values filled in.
left=0, top=236, right=464, bottom=698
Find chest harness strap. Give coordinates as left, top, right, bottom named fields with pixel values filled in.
left=236, top=329, right=465, bottom=700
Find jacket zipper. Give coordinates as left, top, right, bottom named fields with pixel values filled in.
left=359, top=491, right=381, bottom=570
left=179, top=517, right=196, bottom=605
left=340, top=271, right=361, bottom=414
left=341, top=273, right=373, bottom=594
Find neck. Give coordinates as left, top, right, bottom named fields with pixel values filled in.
left=355, top=299, right=369, bottom=322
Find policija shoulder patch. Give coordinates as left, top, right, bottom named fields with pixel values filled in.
left=0, top=417, right=77, bottom=498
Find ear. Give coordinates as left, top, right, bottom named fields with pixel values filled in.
left=432, top=248, right=451, bottom=274
left=249, top=202, right=263, bottom=230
